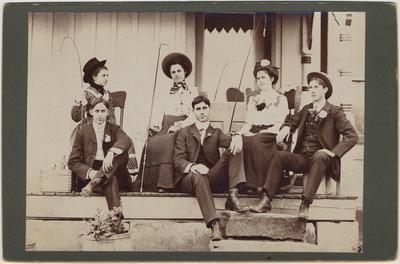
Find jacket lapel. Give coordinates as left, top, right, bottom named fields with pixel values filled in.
left=87, top=123, right=97, bottom=145
left=103, top=122, right=113, bottom=142
left=189, top=124, right=201, bottom=143
left=203, top=125, right=215, bottom=142
left=188, top=124, right=201, bottom=162
left=316, top=102, right=333, bottom=148
left=297, top=103, right=312, bottom=139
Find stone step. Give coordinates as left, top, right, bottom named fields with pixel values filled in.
left=27, top=193, right=357, bottom=221
left=210, top=239, right=320, bottom=252
left=219, top=211, right=306, bottom=240
left=26, top=219, right=211, bottom=251
left=26, top=219, right=359, bottom=252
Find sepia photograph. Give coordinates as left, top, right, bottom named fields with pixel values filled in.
left=24, top=10, right=365, bottom=253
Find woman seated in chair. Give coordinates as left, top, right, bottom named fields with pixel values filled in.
left=70, top=57, right=135, bottom=191
left=138, top=52, right=198, bottom=192
left=236, top=59, right=288, bottom=193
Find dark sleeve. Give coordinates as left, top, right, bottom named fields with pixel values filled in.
left=331, top=108, right=359, bottom=157
left=173, top=129, right=191, bottom=174
left=68, top=128, right=91, bottom=180
left=112, top=126, right=132, bottom=153
left=218, top=129, right=232, bottom=148
left=282, top=106, right=304, bottom=133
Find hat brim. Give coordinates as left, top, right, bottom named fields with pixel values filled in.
left=307, top=72, right=333, bottom=99
left=162, top=52, right=192, bottom=79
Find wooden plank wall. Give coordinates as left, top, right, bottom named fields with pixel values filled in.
left=27, top=12, right=196, bottom=192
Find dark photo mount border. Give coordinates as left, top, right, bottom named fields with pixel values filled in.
left=2, top=1, right=397, bottom=261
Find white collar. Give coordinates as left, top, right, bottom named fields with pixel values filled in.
left=93, top=121, right=106, bottom=130
left=195, top=121, right=209, bottom=131
left=313, top=99, right=327, bottom=112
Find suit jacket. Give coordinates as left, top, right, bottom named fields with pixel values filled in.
left=284, top=102, right=358, bottom=181
left=68, top=121, right=132, bottom=181
left=173, top=124, right=232, bottom=185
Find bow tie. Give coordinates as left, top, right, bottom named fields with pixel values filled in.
left=308, top=108, right=318, bottom=118
left=256, top=102, right=266, bottom=111
left=169, top=82, right=188, bottom=94
left=198, top=127, right=207, bottom=133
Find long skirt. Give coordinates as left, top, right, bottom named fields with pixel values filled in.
left=136, top=115, right=187, bottom=192
left=242, top=132, right=278, bottom=188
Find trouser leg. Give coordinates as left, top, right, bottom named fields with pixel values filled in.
left=103, top=175, right=121, bottom=210
left=303, top=151, right=332, bottom=203
left=227, top=151, right=247, bottom=189
left=263, top=151, right=309, bottom=198
left=177, top=172, right=218, bottom=227
left=92, top=174, right=121, bottom=210
left=207, top=151, right=231, bottom=193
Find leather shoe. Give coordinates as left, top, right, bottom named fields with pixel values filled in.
left=249, top=192, right=272, bottom=213
left=158, top=188, right=171, bottom=193
left=298, top=198, right=310, bottom=219
left=225, top=188, right=249, bottom=212
left=210, top=220, right=222, bottom=241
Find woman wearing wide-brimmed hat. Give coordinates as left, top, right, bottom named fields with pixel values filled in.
left=227, top=59, right=288, bottom=205
left=70, top=57, right=134, bottom=192
left=138, top=52, right=198, bottom=192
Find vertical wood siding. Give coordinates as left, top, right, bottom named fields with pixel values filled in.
left=27, top=12, right=196, bottom=191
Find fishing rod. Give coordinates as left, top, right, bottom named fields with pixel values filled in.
left=60, top=36, right=86, bottom=136
left=228, top=14, right=267, bottom=133
left=140, top=42, right=169, bottom=192
left=213, top=62, right=228, bottom=103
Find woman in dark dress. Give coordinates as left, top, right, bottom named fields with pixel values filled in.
left=138, top=52, right=198, bottom=192
left=238, top=59, right=288, bottom=189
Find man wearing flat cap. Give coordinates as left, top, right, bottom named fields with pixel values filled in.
left=250, top=72, right=358, bottom=218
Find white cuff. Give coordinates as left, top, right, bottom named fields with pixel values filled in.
left=109, top=147, right=123, bottom=155
left=86, top=169, right=93, bottom=180
left=184, top=163, right=195, bottom=173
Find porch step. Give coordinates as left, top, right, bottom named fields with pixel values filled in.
left=27, top=192, right=357, bottom=221
left=219, top=210, right=306, bottom=240
left=210, top=239, right=319, bottom=252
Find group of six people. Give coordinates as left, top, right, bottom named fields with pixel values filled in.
left=67, top=53, right=358, bottom=241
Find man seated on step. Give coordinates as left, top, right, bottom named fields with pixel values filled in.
left=250, top=72, right=358, bottom=218
left=68, top=97, right=132, bottom=234
left=173, top=95, right=246, bottom=241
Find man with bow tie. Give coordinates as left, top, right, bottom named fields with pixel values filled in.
left=174, top=95, right=245, bottom=241
left=68, top=98, right=132, bottom=234
left=250, top=72, right=358, bottom=218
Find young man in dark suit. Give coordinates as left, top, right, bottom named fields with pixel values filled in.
left=250, top=72, right=359, bottom=218
left=174, top=96, right=246, bottom=241
left=68, top=98, right=132, bottom=231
